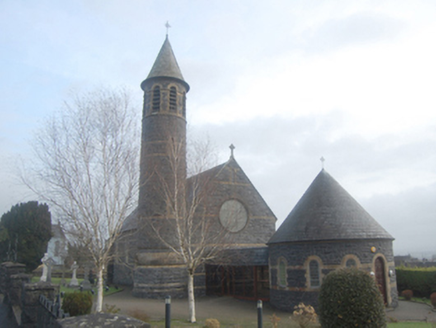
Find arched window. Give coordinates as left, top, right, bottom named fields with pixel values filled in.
left=346, top=259, right=357, bottom=267
left=182, top=92, right=186, bottom=117
left=169, top=86, right=177, bottom=112
left=152, top=86, right=161, bottom=112
left=309, top=260, right=320, bottom=287
left=342, top=255, right=361, bottom=268
left=278, top=258, right=287, bottom=287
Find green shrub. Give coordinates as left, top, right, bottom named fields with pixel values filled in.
left=396, top=267, right=436, bottom=298
left=319, top=268, right=386, bottom=328
left=401, top=289, right=413, bottom=300
left=61, top=291, right=93, bottom=316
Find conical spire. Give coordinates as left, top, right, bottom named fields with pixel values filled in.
left=146, top=36, right=187, bottom=85
left=269, top=169, right=393, bottom=244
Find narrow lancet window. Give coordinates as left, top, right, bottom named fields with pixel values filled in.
left=278, top=258, right=287, bottom=287
left=152, top=86, right=161, bottom=112
left=309, top=260, right=320, bottom=287
left=169, top=86, right=177, bottom=112
left=182, top=92, right=186, bottom=117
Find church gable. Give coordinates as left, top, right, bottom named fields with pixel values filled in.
left=196, top=156, right=277, bottom=246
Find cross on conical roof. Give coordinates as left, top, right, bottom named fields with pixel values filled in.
left=269, top=169, right=393, bottom=244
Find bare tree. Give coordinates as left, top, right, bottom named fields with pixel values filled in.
left=145, top=135, right=231, bottom=323
left=23, top=87, right=139, bottom=312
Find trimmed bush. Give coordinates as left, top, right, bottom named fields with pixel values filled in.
left=396, top=267, right=436, bottom=298
left=61, top=291, right=93, bottom=316
left=401, top=289, right=413, bottom=300
left=319, top=268, right=386, bottom=328
left=431, top=292, right=436, bottom=308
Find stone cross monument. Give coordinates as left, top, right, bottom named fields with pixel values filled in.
left=69, top=261, right=79, bottom=287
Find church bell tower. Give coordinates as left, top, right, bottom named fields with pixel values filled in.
left=138, top=36, right=190, bottom=219
left=132, top=36, right=191, bottom=298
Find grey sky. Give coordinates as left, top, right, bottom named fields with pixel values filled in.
left=1, top=0, right=436, bottom=257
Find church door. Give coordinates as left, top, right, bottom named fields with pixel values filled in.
left=375, top=257, right=387, bottom=304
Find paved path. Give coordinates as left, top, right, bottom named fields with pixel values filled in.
left=105, top=287, right=436, bottom=324
left=388, top=300, right=436, bottom=322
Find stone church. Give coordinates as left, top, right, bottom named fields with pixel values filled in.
left=112, top=36, right=398, bottom=310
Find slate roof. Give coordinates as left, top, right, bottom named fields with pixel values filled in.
left=122, top=155, right=277, bottom=232
left=210, top=247, right=269, bottom=266
left=143, top=36, right=189, bottom=90
left=268, top=169, right=393, bottom=244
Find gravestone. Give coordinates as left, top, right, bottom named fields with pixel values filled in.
left=39, top=253, right=49, bottom=282
left=45, top=257, right=56, bottom=283
left=69, top=261, right=79, bottom=287
left=80, top=264, right=92, bottom=291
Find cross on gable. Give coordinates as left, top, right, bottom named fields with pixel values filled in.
left=165, top=21, right=171, bottom=36
left=229, top=144, right=235, bottom=158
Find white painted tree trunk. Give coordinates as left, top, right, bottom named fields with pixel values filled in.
left=96, top=266, right=104, bottom=312
left=188, top=271, right=196, bottom=323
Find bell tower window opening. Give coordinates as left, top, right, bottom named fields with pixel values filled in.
left=169, top=86, right=177, bottom=112
left=152, top=86, right=161, bottom=112
left=182, top=92, right=186, bottom=117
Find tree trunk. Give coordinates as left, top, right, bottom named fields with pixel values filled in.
left=188, top=271, right=196, bottom=323
left=96, top=266, right=104, bottom=312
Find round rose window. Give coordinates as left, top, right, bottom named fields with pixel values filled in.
left=219, top=199, right=248, bottom=232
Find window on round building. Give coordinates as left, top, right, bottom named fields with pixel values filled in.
left=278, top=258, right=287, bottom=287
left=169, top=86, right=177, bottom=112
left=346, top=259, right=357, bottom=268
left=309, top=260, right=320, bottom=288
left=152, top=86, right=161, bottom=112
left=182, top=92, right=186, bottom=116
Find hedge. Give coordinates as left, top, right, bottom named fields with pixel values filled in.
left=396, top=267, right=436, bottom=298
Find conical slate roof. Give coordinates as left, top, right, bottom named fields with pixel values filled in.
left=269, top=169, right=393, bottom=244
left=145, top=36, right=188, bottom=89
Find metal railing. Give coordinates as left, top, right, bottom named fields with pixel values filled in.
left=37, top=294, right=69, bottom=327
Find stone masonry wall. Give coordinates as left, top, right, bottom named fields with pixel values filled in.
left=269, top=239, right=397, bottom=311
left=55, top=313, right=150, bottom=328
left=0, top=262, right=60, bottom=327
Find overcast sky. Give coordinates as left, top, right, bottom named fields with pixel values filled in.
left=1, top=0, right=436, bottom=258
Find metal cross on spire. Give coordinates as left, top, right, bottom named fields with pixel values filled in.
left=320, top=156, right=325, bottom=169
left=165, top=21, right=171, bottom=36
left=229, top=144, right=235, bottom=158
